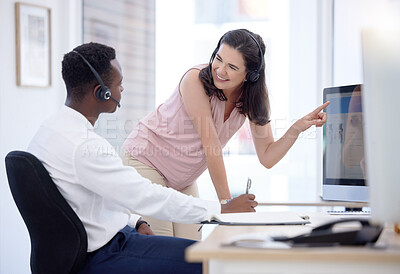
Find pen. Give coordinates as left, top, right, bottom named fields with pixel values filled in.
left=246, top=177, right=252, bottom=194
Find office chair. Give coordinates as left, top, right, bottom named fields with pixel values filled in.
left=5, top=151, right=87, bottom=274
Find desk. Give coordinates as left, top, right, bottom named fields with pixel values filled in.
left=258, top=201, right=368, bottom=208
left=186, top=213, right=400, bottom=274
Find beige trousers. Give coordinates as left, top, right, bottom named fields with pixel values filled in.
left=121, top=149, right=202, bottom=241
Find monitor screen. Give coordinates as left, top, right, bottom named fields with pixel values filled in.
left=322, top=84, right=369, bottom=202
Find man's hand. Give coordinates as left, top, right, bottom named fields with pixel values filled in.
left=136, top=220, right=154, bottom=235
left=221, top=194, right=258, bottom=213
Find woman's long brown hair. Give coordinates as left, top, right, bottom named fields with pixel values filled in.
left=199, top=29, right=270, bottom=126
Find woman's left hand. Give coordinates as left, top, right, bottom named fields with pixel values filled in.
left=293, top=101, right=330, bottom=133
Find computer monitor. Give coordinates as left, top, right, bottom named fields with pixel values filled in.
left=322, top=84, right=369, bottom=202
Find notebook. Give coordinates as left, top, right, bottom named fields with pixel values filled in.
left=201, top=211, right=310, bottom=225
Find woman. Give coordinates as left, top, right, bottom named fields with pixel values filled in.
left=122, top=29, right=329, bottom=240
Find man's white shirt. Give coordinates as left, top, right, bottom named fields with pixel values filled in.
left=28, top=105, right=220, bottom=251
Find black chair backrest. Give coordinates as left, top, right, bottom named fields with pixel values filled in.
left=5, top=151, right=87, bottom=274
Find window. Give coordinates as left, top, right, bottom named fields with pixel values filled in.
left=83, top=0, right=156, bottom=149
left=156, top=0, right=322, bottom=203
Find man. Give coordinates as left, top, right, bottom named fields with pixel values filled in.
left=28, top=42, right=257, bottom=273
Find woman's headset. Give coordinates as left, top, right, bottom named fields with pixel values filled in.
left=209, top=32, right=263, bottom=83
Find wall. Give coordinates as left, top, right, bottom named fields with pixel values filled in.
left=286, top=0, right=320, bottom=200
left=0, top=0, right=82, bottom=273
left=332, top=0, right=400, bottom=86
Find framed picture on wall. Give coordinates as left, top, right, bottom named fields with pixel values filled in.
left=15, top=2, right=51, bottom=87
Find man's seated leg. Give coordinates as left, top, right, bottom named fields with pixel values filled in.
left=79, top=226, right=201, bottom=274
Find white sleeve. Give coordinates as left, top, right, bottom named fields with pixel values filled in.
left=128, top=213, right=142, bottom=228
left=73, top=138, right=220, bottom=224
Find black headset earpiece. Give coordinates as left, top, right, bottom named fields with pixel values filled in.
left=245, top=33, right=263, bottom=83
left=72, top=50, right=120, bottom=107
left=95, top=86, right=111, bottom=102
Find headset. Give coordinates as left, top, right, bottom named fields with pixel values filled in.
left=209, top=32, right=263, bottom=83
left=72, top=50, right=120, bottom=108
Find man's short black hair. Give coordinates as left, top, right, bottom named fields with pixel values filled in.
left=62, top=42, right=116, bottom=103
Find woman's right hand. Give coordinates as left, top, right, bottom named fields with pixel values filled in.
left=221, top=194, right=258, bottom=213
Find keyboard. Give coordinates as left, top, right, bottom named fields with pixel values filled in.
left=328, top=210, right=371, bottom=216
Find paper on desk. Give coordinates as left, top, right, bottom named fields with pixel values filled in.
left=222, top=232, right=291, bottom=249
left=202, top=211, right=310, bottom=225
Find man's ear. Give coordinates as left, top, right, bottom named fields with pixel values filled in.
left=92, top=85, right=101, bottom=101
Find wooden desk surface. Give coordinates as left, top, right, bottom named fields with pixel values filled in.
left=186, top=213, right=400, bottom=263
